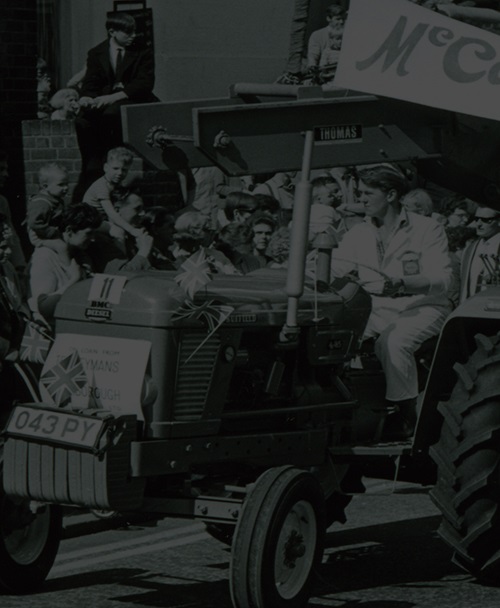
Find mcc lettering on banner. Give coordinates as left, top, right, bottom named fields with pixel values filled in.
left=334, top=0, right=500, bottom=121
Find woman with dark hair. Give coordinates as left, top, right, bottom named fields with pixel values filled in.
left=212, top=222, right=261, bottom=274
left=28, top=204, right=101, bottom=323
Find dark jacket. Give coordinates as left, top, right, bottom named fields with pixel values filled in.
left=80, top=40, right=157, bottom=102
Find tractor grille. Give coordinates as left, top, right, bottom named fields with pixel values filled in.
left=173, top=332, right=220, bottom=420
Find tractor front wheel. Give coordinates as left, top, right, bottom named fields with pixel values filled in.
left=230, top=466, right=325, bottom=608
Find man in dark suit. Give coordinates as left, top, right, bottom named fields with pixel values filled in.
left=458, top=206, right=500, bottom=304
left=75, top=12, right=157, bottom=197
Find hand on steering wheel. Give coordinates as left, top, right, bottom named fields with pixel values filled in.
left=382, top=278, right=406, bottom=298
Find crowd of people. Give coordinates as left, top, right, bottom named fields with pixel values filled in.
left=1, top=145, right=497, bottom=324
left=5, top=140, right=500, bottom=438
left=2, top=6, right=497, bottom=443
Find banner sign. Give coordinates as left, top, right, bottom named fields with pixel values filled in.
left=334, top=0, right=500, bottom=121
left=39, top=333, right=151, bottom=421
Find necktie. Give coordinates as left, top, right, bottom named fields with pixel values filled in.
left=115, top=48, right=124, bottom=75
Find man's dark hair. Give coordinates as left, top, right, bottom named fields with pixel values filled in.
left=224, top=191, right=257, bottom=221
left=357, top=166, right=410, bottom=198
left=440, top=196, right=471, bottom=218
left=106, top=12, right=136, bottom=34
left=252, top=193, right=280, bottom=215
left=248, top=211, right=277, bottom=232
left=60, top=204, right=102, bottom=232
left=326, top=3, right=347, bottom=19
left=142, top=206, right=174, bottom=234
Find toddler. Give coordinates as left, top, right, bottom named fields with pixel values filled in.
left=26, top=163, right=69, bottom=256
left=50, top=88, right=81, bottom=120
left=83, top=146, right=141, bottom=237
left=308, top=175, right=347, bottom=245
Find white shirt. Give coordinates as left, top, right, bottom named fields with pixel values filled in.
left=330, top=209, right=452, bottom=312
left=109, top=39, right=125, bottom=72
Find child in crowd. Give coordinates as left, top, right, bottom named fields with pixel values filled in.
left=308, top=175, right=348, bottom=245
left=401, top=188, right=433, bottom=217
left=306, top=2, right=347, bottom=84
left=49, top=88, right=81, bottom=120
left=401, top=188, right=447, bottom=224
left=26, top=163, right=69, bottom=256
left=83, top=146, right=141, bottom=237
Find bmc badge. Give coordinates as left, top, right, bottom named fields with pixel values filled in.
left=85, top=300, right=112, bottom=320
left=85, top=274, right=128, bottom=321
left=401, top=251, right=420, bottom=276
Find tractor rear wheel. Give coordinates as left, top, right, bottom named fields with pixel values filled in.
left=430, top=332, right=500, bottom=583
left=230, top=466, right=325, bottom=608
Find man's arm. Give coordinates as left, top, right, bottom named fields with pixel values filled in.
left=436, top=4, right=500, bottom=24
left=79, top=45, right=108, bottom=99
left=100, top=198, right=141, bottom=237
left=307, top=29, right=325, bottom=68
left=330, top=225, right=363, bottom=279
left=89, top=231, right=152, bottom=274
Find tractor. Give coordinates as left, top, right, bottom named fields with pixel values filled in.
left=2, top=80, right=500, bottom=608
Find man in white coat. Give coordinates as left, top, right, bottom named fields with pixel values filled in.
left=330, top=165, right=452, bottom=439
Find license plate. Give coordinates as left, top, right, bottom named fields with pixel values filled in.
left=6, top=405, right=106, bottom=450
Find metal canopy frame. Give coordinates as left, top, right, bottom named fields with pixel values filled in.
left=122, top=86, right=449, bottom=176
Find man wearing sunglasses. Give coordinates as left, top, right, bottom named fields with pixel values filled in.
left=458, top=206, right=500, bottom=303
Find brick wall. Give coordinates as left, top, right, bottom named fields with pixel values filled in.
left=22, top=118, right=184, bottom=211
left=22, top=120, right=82, bottom=200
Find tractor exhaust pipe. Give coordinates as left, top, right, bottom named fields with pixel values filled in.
left=281, top=129, right=315, bottom=342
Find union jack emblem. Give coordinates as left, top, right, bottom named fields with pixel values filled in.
left=174, top=249, right=212, bottom=298
left=40, top=349, right=88, bottom=407
left=20, top=323, right=51, bottom=364
left=172, top=299, right=234, bottom=333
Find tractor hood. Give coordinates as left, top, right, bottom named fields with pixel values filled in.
left=54, top=268, right=369, bottom=330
